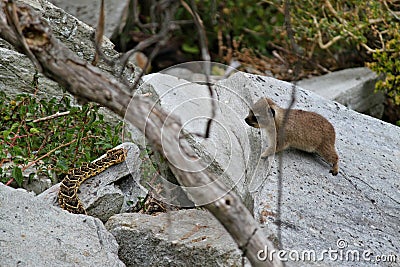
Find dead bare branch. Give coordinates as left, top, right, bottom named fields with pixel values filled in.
left=312, top=5, right=390, bottom=53
left=324, top=0, right=346, bottom=25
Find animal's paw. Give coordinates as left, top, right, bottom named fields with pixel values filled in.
left=329, top=169, right=338, bottom=176
left=260, top=153, right=270, bottom=159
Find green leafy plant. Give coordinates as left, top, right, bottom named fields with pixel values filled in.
left=368, top=22, right=400, bottom=105
left=0, top=92, right=122, bottom=188
left=264, top=0, right=400, bottom=104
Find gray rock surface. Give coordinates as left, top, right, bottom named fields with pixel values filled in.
left=38, top=142, right=147, bottom=222
left=298, top=67, right=385, bottom=118
left=0, top=183, right=125, bottom=267
left=246, top=74, right=399, bottom=266
left=48, top=0, right=127, bottom=38
left=0, top=46, right=61, bottom=99
left=141, top=71, right=399, bottom=266
left=1, top=161, right=53, bottom=194
left=106, top=209, right=249, bottom=267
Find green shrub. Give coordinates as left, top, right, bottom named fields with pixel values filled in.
left=368, top=23, right=400, bottom=105
left=265, top=0, right=399, bottom=103
left=0, top=92, right=122, bottom=187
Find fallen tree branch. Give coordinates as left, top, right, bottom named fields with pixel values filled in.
left=0, top=1, right=281, bottom=266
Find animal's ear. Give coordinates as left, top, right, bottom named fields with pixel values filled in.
left=269, top=107, right=275, bottom=117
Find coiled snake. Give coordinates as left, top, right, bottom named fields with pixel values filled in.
left=58, top=148, right=127, bottom=214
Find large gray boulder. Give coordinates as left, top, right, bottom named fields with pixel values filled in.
left=0, top=46, right=61, bottom=98
left=106, top=210, right=249, bottom=267
left=48, top=0, right=127, bottom=38
left=298, top=67, right=385, bottom=118
left=0, top=183, right=125, bottom=267
left=141, top=71, right=399, bottom=266
left=246, top=74, right=399, bottom=266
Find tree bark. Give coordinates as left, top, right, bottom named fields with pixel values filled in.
left=0, top=2, right=282, bottom=266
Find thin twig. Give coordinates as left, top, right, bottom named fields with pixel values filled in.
left=32, top=111, right=70, bottom=123
left=383, top=0, right=400, bottom=21
left=119, top=1, right=178, bottom=79
left=268, top=42, right=330, bottom=73
left=276, top=0, right=300, bottom=250
left=21, top=135, right=94, bottom=172
left=130, top=42, right=162, bottom=91
left=312, top=7, right=389, bottom=53
left=312, top=16, right=343, bottom=50
left=324, top=0, right=346, bottom=25
left=272, top=50, right=286, bottom=65
left=183, top=0, right=215, bottom=138
left=317, top=33, right=343, bottom=50
left=92, top=0, right=105, bottom=66
left=342, top=28, right=378, bottom=53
